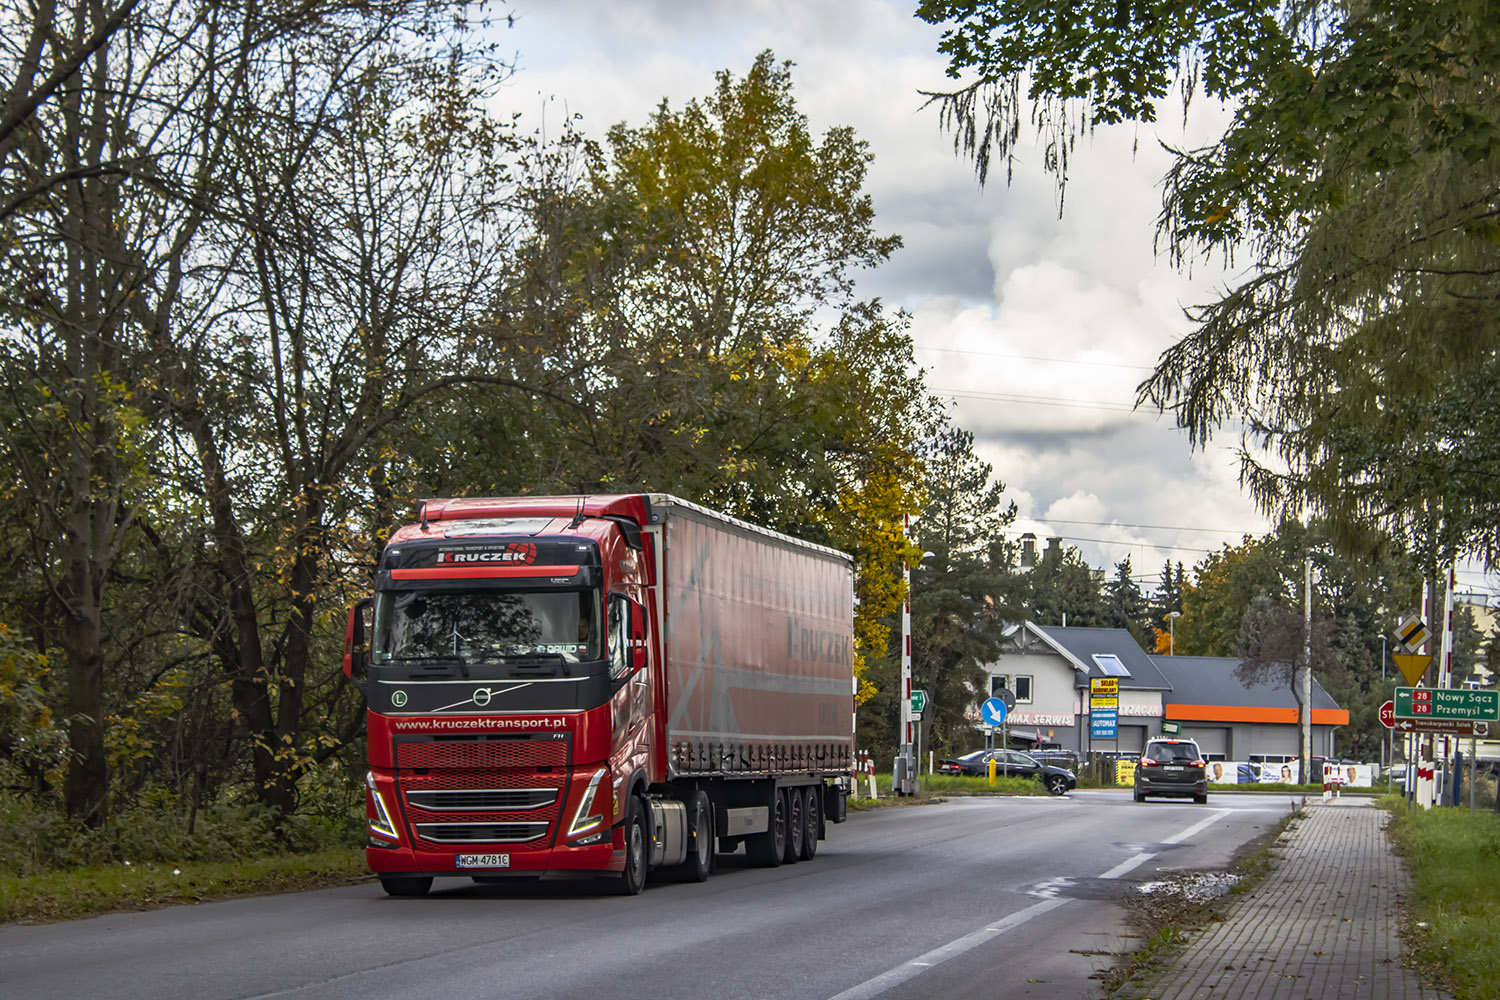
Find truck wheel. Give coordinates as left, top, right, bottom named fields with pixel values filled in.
left=798, top=786, right=820, bottom=861
left=782, top=787, right=804, bottom=864
left=615, top=795, right=648, bottom=895
left=671, top=790, right=713, bottom=883
left=379, top=876, right=432, bottom=897
left=745, top=786, right=786, bottom=867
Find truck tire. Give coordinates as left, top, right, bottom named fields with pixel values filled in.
left=669, top=790, right=713, bottom=883
left=782, top=787, right=804, bottom=864
left=798, top=786, right=820, bottom=861
left=745, top=786, right=786, bottom=867
left=615, top=795, right=648, bottom=895
left=379, top=876, right=432, bottom=897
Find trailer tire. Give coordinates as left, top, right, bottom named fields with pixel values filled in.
left=782, top=787, right=804, bottom=864
left=670, top=790, right=713, bottom=883
left=798, top=786, right=820, bottom=861
left=379, top=876, right=432, bottom=897
left=614, top=795, right=649, bottom=895
left=745, top=786, right=786, bottom=867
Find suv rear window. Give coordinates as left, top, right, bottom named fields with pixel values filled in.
left=1145, top=740, right=1201, bottom=763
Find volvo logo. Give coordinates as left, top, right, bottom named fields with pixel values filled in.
left=472, top=687, right=492, bottom=707
left=391, top=690, right=408, bottom=707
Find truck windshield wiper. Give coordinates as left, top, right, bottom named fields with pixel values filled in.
left=391, top=655, right=470, bottom=678
left=482, top=652, right=569, bottom=676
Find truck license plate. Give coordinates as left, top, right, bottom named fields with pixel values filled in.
left=456, top=853, right=510, bottom=869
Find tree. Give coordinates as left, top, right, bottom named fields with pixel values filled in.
left=1103, top=556, right=1150, bottom=645
left=1235, top=594, right=1344, bottom=773
left=918, top=0, right=1500, bottom=570
left=439, top=52, right=940, bottom=706
left=905, top=428, right=1018, bottom=759
left=1024, top=543, right=1106, bottom=628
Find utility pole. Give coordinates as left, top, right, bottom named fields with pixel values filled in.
left=1301, top=556, right=1312, bottom=784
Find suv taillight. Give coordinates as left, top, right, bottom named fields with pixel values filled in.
left=1139, top=757, right=1157, bottom=767
left=1190, top=760, right=1206, bottom=768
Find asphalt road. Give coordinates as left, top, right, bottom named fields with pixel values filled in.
left=0, top=790, right=1296, bottom=1000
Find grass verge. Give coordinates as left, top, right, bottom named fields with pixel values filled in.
left=1383, top=800, right=1500, bottom=1000
left=0, top=847, right=369, bottom=925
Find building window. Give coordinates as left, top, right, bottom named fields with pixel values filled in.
left=1013, top=675, right=1032, bottom=703
left=990, top=675, right=1033, bottom=703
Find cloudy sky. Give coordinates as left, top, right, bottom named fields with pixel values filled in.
left=497, top=0, right=1494, bottom=597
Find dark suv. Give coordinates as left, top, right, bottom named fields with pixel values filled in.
left=1134, top=738, right=1208, bottom=803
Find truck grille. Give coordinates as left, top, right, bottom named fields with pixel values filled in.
left=392, top=735, right=573, bottom=849
left=413, top=822, right=549, bottom=844
left=405, top=789, right=556, bottom=811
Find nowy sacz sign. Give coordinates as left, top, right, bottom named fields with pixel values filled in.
left=1395, top=687, right=1499, bottom=722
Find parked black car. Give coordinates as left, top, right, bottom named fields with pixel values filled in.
left=936, top=749, right=1077, bottom=795
left=1133, top=738, right=1208, bottom=803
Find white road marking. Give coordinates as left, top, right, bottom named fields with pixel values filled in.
left=824, top=809, right=1234, bottom=1000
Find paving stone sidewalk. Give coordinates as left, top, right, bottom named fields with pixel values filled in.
left=1116, top=797, right=1451, bottom=1000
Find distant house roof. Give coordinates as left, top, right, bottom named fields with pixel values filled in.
left=1152, top=654, right=1348, bottom=726
left=1029, top=624, right=1172, bottom=691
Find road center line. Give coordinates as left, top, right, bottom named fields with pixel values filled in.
left=824, top=808, right=1233, bottom=1000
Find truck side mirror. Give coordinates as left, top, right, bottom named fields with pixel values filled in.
left=343, top=598, right=372, bottom=693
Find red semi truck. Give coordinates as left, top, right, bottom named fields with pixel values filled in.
left=342, top=493, right=855, bottom=895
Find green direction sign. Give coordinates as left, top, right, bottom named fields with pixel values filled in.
left=1395, top=687, right=1500, bottom=721
left=910, top=689, right=928, bottom=715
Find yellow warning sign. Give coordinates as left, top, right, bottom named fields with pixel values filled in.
left=1392, top=653, right=1432, bottom=687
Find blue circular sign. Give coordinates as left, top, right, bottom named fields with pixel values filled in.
left=981, top=697, right=1008, bottom=726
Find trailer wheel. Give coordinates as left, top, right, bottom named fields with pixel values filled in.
left=379, top=876, right=432, bottom=897
left=798, top=786, right=820, bottom=861
left=670, top=790, right=713, bottom=883
left=745, top=786, right=786, bottom=867
left=782, top=787, right=804, bottom=864
left=615, top=795, right=648, bottom=895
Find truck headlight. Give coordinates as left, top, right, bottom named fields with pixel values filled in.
left=568, top=769, right=608, bottom=839
left=367, top=771, right=400, bottom=843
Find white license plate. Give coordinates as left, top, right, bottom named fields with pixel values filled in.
left=456, top=853, right=510, bottom=869
left=1164, top=766, right=1184, bottom=772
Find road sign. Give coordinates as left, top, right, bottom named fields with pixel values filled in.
left=1395, top=686, right=1499, bottom=721
left=1379, top=700, right=1395, bottom=729
left=993, top=687, right=1016, bottom=710
left=1395, top=615, right=1430, bottom=651
left=1161, top=720, right=1181, bottom=735
left=910, top=689, right=928, bottom=715
left=1391, top=717, right=1491, bottom=737
left=1392, top=653, right=1432, bottom=686
left=1091, top=708, right=1118, bottom=739
left=981, top=697, right=1008, bottom=727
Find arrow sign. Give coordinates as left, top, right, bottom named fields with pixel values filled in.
left=910, top=689, right=928, bottom=715
left=1392, top=718, right=1491, bottom=737
left=1392, top=653, right=1432, bottom=687
left=981, top=697, right=1008, bottom=727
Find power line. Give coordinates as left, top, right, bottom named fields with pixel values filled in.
left=916, top=344, right=1156, bottom=373
left=931, top=387, right=1144, bottom=413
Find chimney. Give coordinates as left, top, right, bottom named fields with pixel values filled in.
left=1020, top=532, right=1037, bottom=568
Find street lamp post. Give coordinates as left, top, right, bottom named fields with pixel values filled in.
left=1169, top=611, right=1181, bottom=655
left=897, top=526, right=935, bottom=796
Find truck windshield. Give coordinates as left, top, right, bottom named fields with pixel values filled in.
left=371, top=589, right=600, bottom=665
